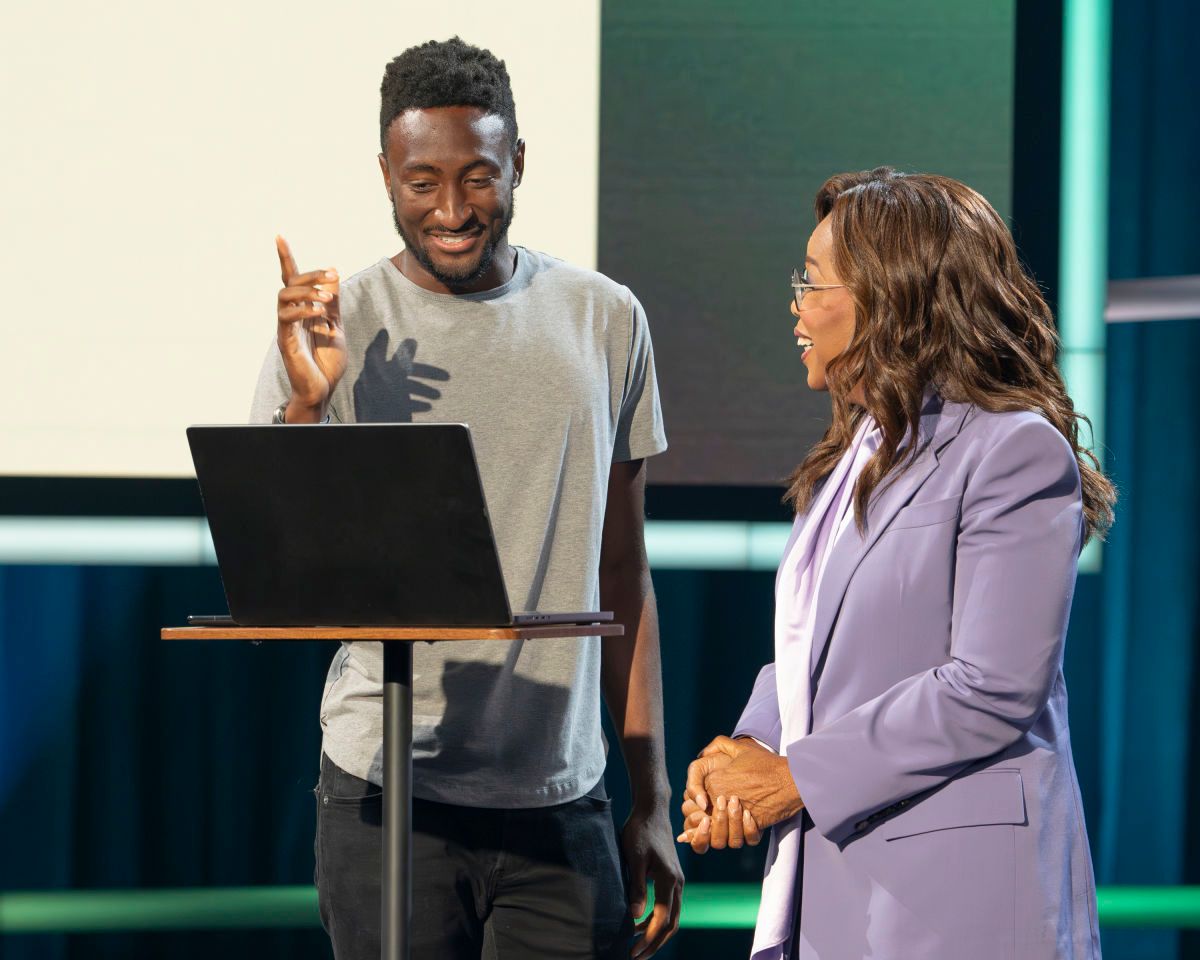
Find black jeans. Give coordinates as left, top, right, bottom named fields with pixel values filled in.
left=315, top=753, right=632, bottom=960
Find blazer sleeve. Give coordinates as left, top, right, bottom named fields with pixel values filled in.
left=786, top=416, right=1084, bottom=844
left=732, top=663, right=783, bottom=752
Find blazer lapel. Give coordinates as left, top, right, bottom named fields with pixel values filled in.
left=807, top=397, right=972, bottom=676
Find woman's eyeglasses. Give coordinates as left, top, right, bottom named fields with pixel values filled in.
left=791, top=268, right=845, bottom=309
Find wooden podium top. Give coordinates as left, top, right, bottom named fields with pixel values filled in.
left=161, top=623, right=625, bottom=642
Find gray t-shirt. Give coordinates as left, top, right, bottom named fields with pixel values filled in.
left=250, top=248, right=667, bottom=807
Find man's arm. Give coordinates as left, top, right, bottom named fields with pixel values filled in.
left=599, top=458, right=682, bottom=959
left=600, top=458, right=669, bottom=809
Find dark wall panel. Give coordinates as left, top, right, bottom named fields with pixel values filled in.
left=599, top=0, right=1016, bottom=485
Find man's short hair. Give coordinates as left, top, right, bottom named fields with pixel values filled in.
left=379, top=37, right=519, bottom=152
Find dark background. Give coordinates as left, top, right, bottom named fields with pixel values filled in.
left=4, top=1, right=1200, bottom=959
left=598, top=0, right=1015, bottom=485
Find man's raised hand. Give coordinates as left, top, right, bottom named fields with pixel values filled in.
left=275, top=235, right=346, bottom=422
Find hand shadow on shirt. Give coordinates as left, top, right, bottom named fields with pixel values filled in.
left=417, top=656, right=576, bottom=782
left=352, top=330, right=451, bottom=422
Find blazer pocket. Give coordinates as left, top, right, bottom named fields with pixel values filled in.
left=879, top=769, right=1026, bottom=840
left=886, top=495, right=962, bottom=532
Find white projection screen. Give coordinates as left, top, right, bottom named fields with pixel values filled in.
left=1, top=1, right=599, bottom=477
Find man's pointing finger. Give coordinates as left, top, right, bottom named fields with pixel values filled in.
left=276, top=234, right=299, bottom=284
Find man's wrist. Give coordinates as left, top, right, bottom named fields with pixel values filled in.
left=630, top=781, right=672, bottom=815
left=280, top=397, right=329, bottom=424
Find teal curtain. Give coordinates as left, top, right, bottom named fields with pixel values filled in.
left=0, top=565, right=337, bottom=959
left=1096, top=1, right=1200, bottom=957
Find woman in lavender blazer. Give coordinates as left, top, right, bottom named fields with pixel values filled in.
left=677, top=168, right=1116, bottom=959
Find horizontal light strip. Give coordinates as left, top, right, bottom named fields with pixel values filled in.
left=3, top=884, right=1199, bottom=933
left=644, top=521, right=793, bottom=571
left=1106, top=275, right=1200, bottom=323
left=0, top=517, right=217, bottom=566
left=0, top=517, right=1107, bottom=575
left=0, top=517, right=790, bottom=571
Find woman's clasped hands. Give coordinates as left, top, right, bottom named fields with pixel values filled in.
left=677, top=736, right=805, bottom=854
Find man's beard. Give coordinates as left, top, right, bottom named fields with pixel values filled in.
left=393, top=196, right=515, bottom=290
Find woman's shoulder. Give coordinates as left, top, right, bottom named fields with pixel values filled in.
left=950, top=404, right=1081, bottom=502
left=959, top=405, right=1073, bottom=453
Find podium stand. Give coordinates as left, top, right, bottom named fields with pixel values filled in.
left=162, top=623, right=624, bottom=960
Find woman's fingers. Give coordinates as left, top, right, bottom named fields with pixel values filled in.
left=709, top=796, right=730, bottom=849
left=727, top=797, right=746, bottom=848
left=684, top=758, right=709, bottom=814
left=744, top=807, right=763, bottom=846
left=677, top=794, right=765, bottom=849
left=699, top=735, right=739, bottom=759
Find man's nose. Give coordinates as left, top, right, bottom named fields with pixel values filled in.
left=435, top=183, right=471, bottom=227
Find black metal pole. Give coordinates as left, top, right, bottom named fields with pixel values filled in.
left=382, top=641, right=413, bottom=960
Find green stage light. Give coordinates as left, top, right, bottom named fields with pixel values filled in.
left=1058, top=0, right=1111, bottom=574
left=4, top=885, right=1200, bottom=934
left=0, top=887, right=318, bottom=933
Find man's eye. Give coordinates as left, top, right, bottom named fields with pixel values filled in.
left=407, top=182, right=435, bottom=192
left=466, top=177, right=495, bottom=188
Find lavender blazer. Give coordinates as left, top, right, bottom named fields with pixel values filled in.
left=735, top=395, right=1101, bottom=959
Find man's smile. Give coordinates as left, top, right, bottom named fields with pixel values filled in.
left=426, top=227, right=485, bottom=253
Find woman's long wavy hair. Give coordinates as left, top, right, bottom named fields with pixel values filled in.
left=785, top=167, right=1115, bottom=543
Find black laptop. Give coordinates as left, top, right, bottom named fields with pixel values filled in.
left=185, top=423, right=612, bottom=628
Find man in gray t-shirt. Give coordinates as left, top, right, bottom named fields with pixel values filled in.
left=252, top=39, right=682, bottom=960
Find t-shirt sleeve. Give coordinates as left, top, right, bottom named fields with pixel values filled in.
left=613, top=292, right=668, bottom=463
left=248, top=339, right=291, bottom=424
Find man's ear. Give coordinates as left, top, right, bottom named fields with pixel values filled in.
left=378, top=153, right=392, bottom=199
left=512, top=138, right=526, bottom=188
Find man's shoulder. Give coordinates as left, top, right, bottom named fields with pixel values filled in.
left=340, top=257, right=393, bottom=296
left=519, top=248, right=635, bottom=310
left=336, top=258, right=403, bottom=329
